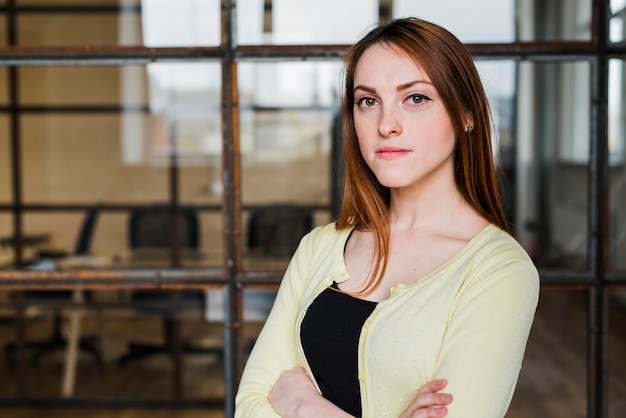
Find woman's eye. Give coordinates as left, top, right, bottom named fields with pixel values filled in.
left=409, top=94, right=428, bottom=105
left=357, top=97, right=377, bottom=107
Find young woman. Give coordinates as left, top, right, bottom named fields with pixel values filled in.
left=235, top=17, right=539, bottom=418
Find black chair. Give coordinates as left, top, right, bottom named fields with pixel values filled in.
left=118, top=208, right=221, bottom=396
left=247, top=204, right=314, bottom=258
left=5, top=208, right=103, bottom=367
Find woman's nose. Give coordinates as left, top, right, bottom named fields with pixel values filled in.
left=378, top=107, right=402, bottom=137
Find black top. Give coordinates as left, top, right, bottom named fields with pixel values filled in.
left=300, top=282, right=377, bottom=417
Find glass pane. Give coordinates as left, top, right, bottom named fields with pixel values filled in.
left=239, top=61, right=337, bottom=269
left=0, top=14, right=6, bottom=47
left=22, top=212, right=87, bottom=264
left=19, top=14, right=125, bottom=46
left=16, top=0, right=220, bottom=47
left=0, top=213, right=13, bottom=268
left=20, top=66, right=138, bottom=105
left=515, top=62, right=589, bottom=270
left=476, top=61, right=517, bottom=223
left=207, top=286, right=276, bottom=347
left=609, top=59, right=626, bottom=271
left=18, top=210, right=223, bottom=271
left=239, top=286, right=277, bottom=360
left=394, top=0, right=515, bottom=43
left=507, top=290, right=588, bottom=417
left=517, top=0, right=591, bottom=41
left=237, top=0, right=378, bottom=45
left=609, top=290, right=626, bottom=418
left=0, top=116, right=9, bottom=203
left=139, top=0, right=220, bottom=47
left=0, top=67, right=8, bottom=104
left=611, top=0, right=626, bottom=43
left=103, top=210, right=224, bottom=270
left=19, top=62, right=221, bottom=204
left=20, top=0, right=130, bottom=4
left=1, top=286, right=224, bottom=401
left=21, top=114, right=168, bottom=204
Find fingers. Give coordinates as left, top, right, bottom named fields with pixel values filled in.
left=418, top=378, right=448, bottom=394
left=400, top=379, right=452, bottom=417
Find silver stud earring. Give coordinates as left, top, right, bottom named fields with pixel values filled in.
left=464, top=124, right=474, bottom=133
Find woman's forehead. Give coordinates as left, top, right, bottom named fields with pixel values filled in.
left=353, top=43, right=432, bottom=87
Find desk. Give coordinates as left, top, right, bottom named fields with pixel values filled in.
left=54, top=250, right=223, bottom=399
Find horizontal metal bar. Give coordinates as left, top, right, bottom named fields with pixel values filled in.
left=0, top=104, right=151, bottom=113
left=1, top=268, right=626, bottom=290
left=0, top=203, right=328, bottom=212
left=0, top=395, right=223, bottom=408
left=0, top=269, right=229, bottom=289
left=0, top=203, right=223, bottom=211
left=0, top=5, right=141, bottom=14
left=1, top=41, right=626, bottom=66
left=0, top=45, right=224, bottom=66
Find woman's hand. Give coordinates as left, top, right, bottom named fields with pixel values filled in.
left=269, top=367, right=319, bottom=417
left=399, top=379, right=453, bottom=418
left=269, top=367, right=352, bottom=418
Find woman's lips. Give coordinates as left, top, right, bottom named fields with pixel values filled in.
left=376, top=146, right=411, bottom=160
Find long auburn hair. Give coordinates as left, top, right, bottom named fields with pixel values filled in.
left=335, top=17, right=509, bottom=296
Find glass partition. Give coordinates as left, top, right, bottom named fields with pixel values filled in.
left=0, top=1, right=622, bottom=416
left=0, top=116, right=9, bottom=203
left=611, top=0, right=626, bottom=43
left=515, top=62, right=590, bottom=270
left=508, top=290, right=588, bottom=417
left=20, top=114, right=170, bottom=204
left=20, top=66, right=135, bottom=105
left=15, top=0, right=220, bottom=47
left=609, top=59, right=626, bottom=272
left=394, top=0, right=515, bottom=42
left=609, top=290, right=626, bottom=418
left=0, top=284, right=225, bottom=401
left=239, top=60, right=338, bottom=269
left=237, top=0, right=378, bottom=45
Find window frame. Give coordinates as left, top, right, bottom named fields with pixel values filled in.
left=0, top=1, right=622, bottom=417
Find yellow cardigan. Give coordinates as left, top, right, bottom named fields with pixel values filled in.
left=235, top=223, right=539, bottom=418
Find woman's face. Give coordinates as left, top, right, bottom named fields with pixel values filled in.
left=352, top=42, right=458, bottom=193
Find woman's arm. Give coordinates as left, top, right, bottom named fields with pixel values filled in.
left=269, top=367, right=354, bottom=418
left=235, top=232, right=315, bottom=417
left=270, top=367, right=453, bottom=418
left=436, top=253, right=539, bottom=417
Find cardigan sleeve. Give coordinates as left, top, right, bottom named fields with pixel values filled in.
left=434, top=248, right=540, bottom=418
left=234, top=231, right=315, bottom=417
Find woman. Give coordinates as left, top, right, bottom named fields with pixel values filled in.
left=235, top=17, right=539, bottom=418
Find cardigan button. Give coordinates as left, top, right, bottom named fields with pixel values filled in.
left=358, top=373, right=366, bottom=382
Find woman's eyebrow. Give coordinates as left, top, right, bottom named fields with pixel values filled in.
left=353, top=84, right=376, bottom=94
left=396, top=80, right=432, bottom=91
left=354, top=80, right=433, bottom=94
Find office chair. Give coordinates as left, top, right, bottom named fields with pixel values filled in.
left=118, top=208, right=221, bottom=396
left=5, top=208, right=103, bottom=367
left=247, top=204, right=314, bottom=258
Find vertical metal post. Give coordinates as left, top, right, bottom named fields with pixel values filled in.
left=587, top=1, right=610, bottom=417
left=6, top=0, right=27, bottom=397
left=221, top=1, right=243, bottom=417
left=167, top=104, right=183, bottom=399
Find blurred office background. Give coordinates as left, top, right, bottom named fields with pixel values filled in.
left=0, top=0, right=625, bottom=417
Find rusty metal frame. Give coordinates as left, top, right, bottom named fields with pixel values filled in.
left=0, top=0, right=624, bottom=417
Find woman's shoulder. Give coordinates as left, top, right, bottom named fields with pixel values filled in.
left=465, top=224, right=539, bottom=281
left=303, top=221, right=353, bottom=242
left=458, top=224, right=536, bottom=274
